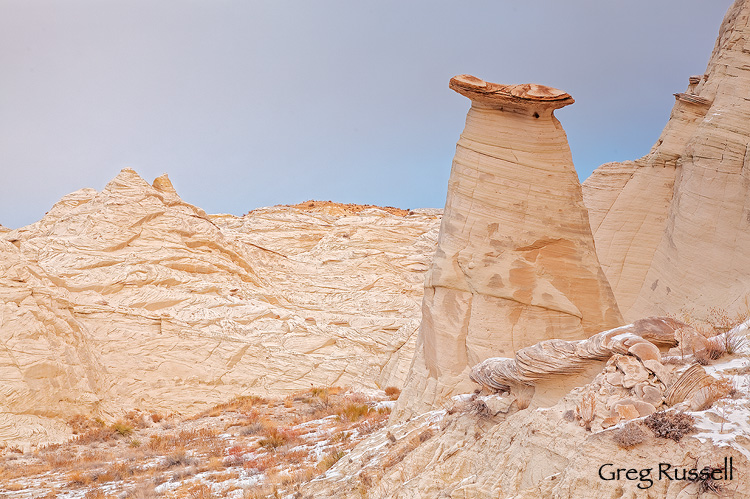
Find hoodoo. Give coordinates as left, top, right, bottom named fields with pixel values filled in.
left=395, top=75, right=622, bottom=418
left=583, top=0, right=750, bottom=322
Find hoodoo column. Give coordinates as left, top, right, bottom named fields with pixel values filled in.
left=395, top=75, right=622, bottom=418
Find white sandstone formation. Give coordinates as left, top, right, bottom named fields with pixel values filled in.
left=0, top=169, right=441, bottom=447
left=395, top=75, right=622, bottom=419
left=583, top=0, right=750, bottom=322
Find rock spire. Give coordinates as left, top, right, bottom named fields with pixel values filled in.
left=395, top=75, right=622, bottom=418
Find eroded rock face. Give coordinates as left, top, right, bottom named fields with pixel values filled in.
left=469, top=317, right=684, bottom=407
left=583, top=0, right=750, bottom=321
left=0, top=169, right=441, bottom=447
left=394, top=75, right=622, bottom=419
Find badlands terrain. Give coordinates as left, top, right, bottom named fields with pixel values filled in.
left=4, top=0, right=750, bottom=497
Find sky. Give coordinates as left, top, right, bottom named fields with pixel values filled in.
left=0, top=0, right=736, bottom=229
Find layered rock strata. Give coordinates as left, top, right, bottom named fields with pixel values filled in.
left=395, top=75, right=622, bottom=419
left=470, top=316, right=744, bottom=414
left=470, top=317, right=681, bottom=407
left=0, top=169, right=441, bottom=447
left=583, top=0, right=750, bottom=321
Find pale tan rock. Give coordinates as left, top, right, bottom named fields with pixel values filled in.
left=634, top=382, right=663, bottom=406
left=583, top=0, right=750, bottom=322
left=395, top=75, right=622, bottom=419
left=0, top=169, right=441, bottom=447
left=615, top=355, right=650, bottom=388
left=613, top=403, right=640, bottom=420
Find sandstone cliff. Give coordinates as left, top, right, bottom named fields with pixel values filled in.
left=583, top=0, right=750, bottom=322
left=395, top=75, right=622, bottom=419
left=0, top=169, right=440, bottom=447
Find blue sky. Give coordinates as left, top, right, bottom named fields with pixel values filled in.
left=0, top=0, right=735, bottom=228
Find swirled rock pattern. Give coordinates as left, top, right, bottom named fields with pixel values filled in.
left=583, top=0, right=750, bottom=321
left=0, top=169, right=441, bottom=447
left=470, top=317, right=682, bottom=395
left=394, top=75, right=622, bottom=419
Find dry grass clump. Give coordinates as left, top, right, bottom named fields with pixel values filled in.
left=68, top=415, right=106, bottom=435
left=258, top=426, right=300, bottom=449
left=612, top=423, right=648, bottom=449
left=243, top=454, right=277, bottom=472
left=337, top=403, right=373, bottom=422
left=112, top=421, right=134, bottom=437
left=148, top=428, right=218, bottom=452
left=384, top=386, right=401, bottom=400
left=644, top=411, right=695, bottom=442
left=690, top=464, right=726, bottom=494
left=197, top=395, right=268, bottom=418
left=708, top=306, right=750, bottom=332
left=575, top=393, right=596, bottom=431
left=317, top=449, right=345, bottom=472
left=75, top=426, right=116, bottom=445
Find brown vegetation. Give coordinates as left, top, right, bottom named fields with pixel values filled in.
left=612, top=423, right=648, bottom=449
left=644, top=411, right=696, bottom=442
left=0, top=387, right=394, bottom=497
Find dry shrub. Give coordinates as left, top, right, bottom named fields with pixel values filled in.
left=68, top=469, right=93, bottom=486
left=310, top=387, right=329, bottom=398
left=575, top=393, right=596, bottom=431
left=67, top=415, right=105, bottom=435
left=111, top=421, right=134, bottom=437
left=147, top=434, right=170, bottom=452
left=384, top=386, right=401, bottom=400
left=83, top=490, right=107, bottom=499
left=612, top=423, right=647, bottom=449
left=75, top=426, right=115, bottom=445
left=199, top=395, right=267, bottom=418
left=163, top=448, right=196, bottom=468
left=96, top=460, right=134, bottom=482
left=467, top=399, right=492, bottom=419
left=123, top=410, right=151, bottom=429
left=243, top=454, right=277, bottom=472
left=644, top=411, right=695, bottom=441
left=126, top=483, right=160, bottom=499
left=178, top=427, right=218, bottom=445
left=317, top=449, right=345, bottom=472
left=690, top=464, right=725, bottom=494
left=211, top=470, right=241, bottom=482
left=258, top=426, right=300, bottom=449
left=186, top=483, right=214, bottom=499
left=147, top=428, right=217, bottom=453
left=708, top=306, right=750, bottom=332
left=337, top=403, right=372, bottom=422
left=331, top=430, right=352, bottom=444
left=43, top=449, right=77, bottom=467
left=206, top=456, right=225, bottom=471
left=239, top=422, right=264, bottom=436
left=283, top=448, right=309, bottom=465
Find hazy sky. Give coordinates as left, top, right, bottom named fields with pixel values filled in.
left=0, top=0, right=735, bottom=228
